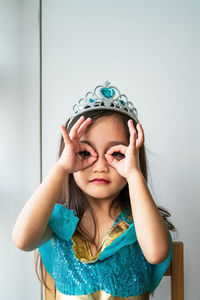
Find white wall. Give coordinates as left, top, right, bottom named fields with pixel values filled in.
left=2, top=1, right=199, bottom=299
left=42, top=0, right=200, bottom=299
left=0, top=0, right=41, bottom=299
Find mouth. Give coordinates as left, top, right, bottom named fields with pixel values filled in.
left=90, top=179, right=110, bottom=184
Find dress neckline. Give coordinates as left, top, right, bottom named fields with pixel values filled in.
left=71, top=205, right=133, bottom=263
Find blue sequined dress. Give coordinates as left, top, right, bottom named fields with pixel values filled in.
left=38, top=204, right=173, bottom=299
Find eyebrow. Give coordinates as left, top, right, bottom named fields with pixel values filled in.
left=79, top=140, right=128, bottom=148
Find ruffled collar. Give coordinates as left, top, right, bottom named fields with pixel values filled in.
left=71, top=206, right=137, bottom=263
left=48, top=203, right=137, bottom=263
left=71, top=219, right=131, bottom=263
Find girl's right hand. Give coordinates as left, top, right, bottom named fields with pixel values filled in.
left=57, top=116, right=97, bottom=173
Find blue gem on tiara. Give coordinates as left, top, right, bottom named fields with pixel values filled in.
left=89, top=99, right=95, bottom=103
left=120, top=100, right=125, bottom=106
left=100, top=88, right=115, bottom=99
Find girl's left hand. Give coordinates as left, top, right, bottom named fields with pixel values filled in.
left=105, top=120, right=145, bottom=180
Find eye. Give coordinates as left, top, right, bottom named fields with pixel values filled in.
left=112, top=152, right=125, bottom=158
left=77, top=150, right=91, bottom=157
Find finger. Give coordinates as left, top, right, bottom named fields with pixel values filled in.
left=60, top=125, right=71, bottom=145
left=69, top=116, right=86, bottom=140
left=76, top=117, right=92, bottom=139
left=81, top=156, right=98, bottom=169
left=127, top=120, right=137, bottom=149
left=104, top=153, right=119, bottom=169
left=136, top=123, right=145, bottom=148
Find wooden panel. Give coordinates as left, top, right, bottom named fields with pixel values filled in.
left=171, top=242, right=184, bottom=300
left=44, top=266, right=56, bottom=300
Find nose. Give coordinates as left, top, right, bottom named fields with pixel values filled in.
left=92, top=154, right=109, bottom=172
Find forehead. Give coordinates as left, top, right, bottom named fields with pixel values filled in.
left=81, top=115, right=128, bottom=143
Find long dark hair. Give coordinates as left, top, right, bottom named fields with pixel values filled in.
left=34, top=110, right=177, bottom=294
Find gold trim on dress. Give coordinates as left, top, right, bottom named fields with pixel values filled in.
left=56, top=289, right=150, bottom=300
left=71, top=220, right=130, bottom=263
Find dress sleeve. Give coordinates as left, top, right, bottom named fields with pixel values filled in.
left=149, top=229, right=173, bottom=294
left=47, top=203, right=80, bottom=241
left=38, top=203, right=80, bottom=278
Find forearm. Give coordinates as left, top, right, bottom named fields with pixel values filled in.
left=127, top=171, right=171, bottom=264
left=12, top=162, right=68, bottom=250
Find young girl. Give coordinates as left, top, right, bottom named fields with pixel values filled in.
left=12, top=81, right=175, bottom=299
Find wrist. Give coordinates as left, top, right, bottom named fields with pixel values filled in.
left=55, top=161, right=69, bottom=176
left=126, top=170, right=144, bottom=183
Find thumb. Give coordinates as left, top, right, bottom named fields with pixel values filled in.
left=81, top=156, right=97, bottom=169
left=105, top=154, right=118, bottom=169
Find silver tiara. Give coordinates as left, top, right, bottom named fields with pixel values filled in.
left=68, top=80, right=139, bottom=127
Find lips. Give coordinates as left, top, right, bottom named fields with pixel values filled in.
left=90, top=178, right=110, bottom=183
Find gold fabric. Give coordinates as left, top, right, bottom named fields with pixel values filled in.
left=71, top=220, right=130, bottom=263
left=56, top=289, right=150, bottom=300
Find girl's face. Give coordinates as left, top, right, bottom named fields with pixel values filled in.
left=73, top=115, right=129, bottom=206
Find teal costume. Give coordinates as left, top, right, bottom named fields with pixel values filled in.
left=39, top=203, right=173, bottom=297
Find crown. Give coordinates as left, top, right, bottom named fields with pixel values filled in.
left=68, top=80, right=139, bottom=127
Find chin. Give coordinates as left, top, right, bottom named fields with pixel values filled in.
left=84, top=190, right=119, bottom=200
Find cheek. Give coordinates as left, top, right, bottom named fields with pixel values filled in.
left=73, top=172, right=86, bottom=185
left=73, top=173, right=80, bottom=187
